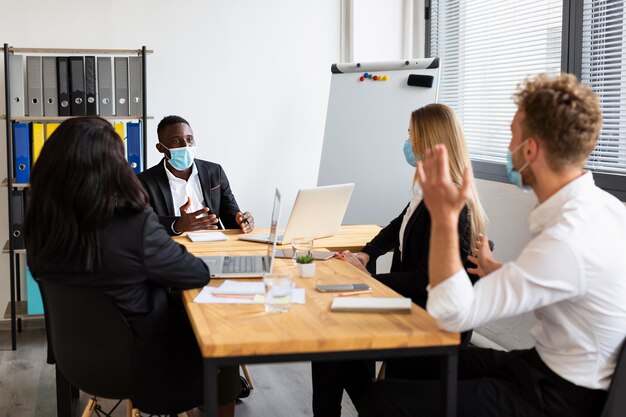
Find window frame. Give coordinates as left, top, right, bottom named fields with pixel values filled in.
left=425, top=0, right=626, bottom=201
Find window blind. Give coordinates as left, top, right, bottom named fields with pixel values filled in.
left=429, top=0, right=562, bottom=163
left=582, top=0, right=626, bottom=175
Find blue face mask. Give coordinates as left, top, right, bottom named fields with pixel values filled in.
left=403, top=139, right=419, bottom=167
left=506, top=140, right=531, bottom=191
left=164, top=146, right=196, bottom=171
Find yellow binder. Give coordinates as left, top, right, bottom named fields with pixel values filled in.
left=31, top=123, right=45, bottom=164
left=114, top=122, right=125, bottom=142
left=45, top=122, right=60, bottom=140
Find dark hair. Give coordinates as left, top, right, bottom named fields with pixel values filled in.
left=24, top=117, right=149, bottom=271
left=514, top=73, right=602, bottom=171
left=157, top=115, right=190, bottom=142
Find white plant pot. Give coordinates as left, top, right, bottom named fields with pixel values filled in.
left=297, top=262, right=316, bottom=277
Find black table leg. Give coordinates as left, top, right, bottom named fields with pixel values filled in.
left=441, top=348, right=458, bottom=417
left=204, top=360, right=219, bottom=417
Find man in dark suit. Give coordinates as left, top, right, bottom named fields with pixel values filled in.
left=138, top=115, right=254, bottom=236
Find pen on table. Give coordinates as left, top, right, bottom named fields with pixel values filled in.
left=335, top=289, right=372, bottom=297
left=211, top=293, right=255, bottom=300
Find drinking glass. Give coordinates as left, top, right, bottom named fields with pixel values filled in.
left=291, top=237, right=314, bottom=264
left=263, top=273, right=294, bottom=313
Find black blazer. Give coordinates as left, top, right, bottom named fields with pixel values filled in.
left=137, top=158, right=241, bottom=234
left=361, top=201, right=474, bottom=308
left=26, top=208, right=209, bottom=321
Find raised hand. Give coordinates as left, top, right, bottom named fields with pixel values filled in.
left=173, top=197, right=219, bottom=233
left=415, top=145, right=472, bottom=225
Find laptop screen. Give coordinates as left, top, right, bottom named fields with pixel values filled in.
left=266, top=189, right=282, bottom=261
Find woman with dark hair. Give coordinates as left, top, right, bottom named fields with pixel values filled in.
left=25, top=117, right=240, bottom=416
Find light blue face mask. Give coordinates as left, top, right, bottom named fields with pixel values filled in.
left=164, top=145, right=196, bottom=171
left=403, top=139, right=419, bottom=167
left=506, top=140, right=531, bottom=191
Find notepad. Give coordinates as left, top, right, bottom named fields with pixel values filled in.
left=330, top=297, right=412, bottom=313
left=187, top=231, right=228, bottom=242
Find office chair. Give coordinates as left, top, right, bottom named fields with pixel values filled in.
left=38, top=279, right=150, bottom=417
left=600, top=339, right=626, bottom=417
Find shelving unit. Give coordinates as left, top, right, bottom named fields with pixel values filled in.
left=2, top=44, right=152, bottom=349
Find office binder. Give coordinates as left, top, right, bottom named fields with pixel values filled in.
left=97, top=57, right=113, bottom=116
left=9, top=54, right=25, bottom=116
left=42, top=56, right=58, bottom=116
left=31, top=123, right=45, bottom=164
left=69, top=56, right=86, bottom=115
left=114, top=57, right=129, bottom=116
left=129, top=57, right=143, bottom=116
left=26, top=56, right=43, bottom=117
left=113, top=122, right=125, bottom=142
left=10, top=190, right=25, bottom=250
left=45, top=122, right=60, bottom=139
left=13, top=123, right=30, bottom=183
left=85, top=56, right=97, bottom=115
left=26, top=266, right=44, bottom=315
left=56, top=57, right=70, bottom=116
left=127, top=122, right=142, bottom=173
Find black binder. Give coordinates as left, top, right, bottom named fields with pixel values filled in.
left=10, top=190, right=25, bottom=250
left=69, top=56, right=86, bottom=116
left=85, top=56, right=97, bottom=115
left=56, top=57, right=70, bottom=116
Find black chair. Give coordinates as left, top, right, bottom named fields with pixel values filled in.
left=38, top=279, right=142, bottom=417
left=600, top=340, right=626, bottom=417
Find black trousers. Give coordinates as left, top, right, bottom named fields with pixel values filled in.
left=132, top=290, right=241, bottom=414
left=360, top=347, right=607, bottom=417
left=311, top=360, right=376, bottom=417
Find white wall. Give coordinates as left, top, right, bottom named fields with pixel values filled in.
left=474, top=179, right=539, bottom=349
left=0, top=0, right=340, bottom=321
left=353, top=0, right=405, bottom=61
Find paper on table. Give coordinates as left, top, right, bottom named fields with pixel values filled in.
left=187, top=232, right=228, bottom=242
left=212, top=280, right=265, bottom=296
left=194, top=286, right=305, bottom=305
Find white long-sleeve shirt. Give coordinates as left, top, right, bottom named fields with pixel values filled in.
left=163, top=159, right=206, bottom=216
left=427, top=172, right=626, bottom=390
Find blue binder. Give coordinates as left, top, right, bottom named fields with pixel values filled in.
left=13, top=123, right=30, bottom=183
left=26, top=266, right=44, bottom=315
left=126, top=122, right=142, bottom=173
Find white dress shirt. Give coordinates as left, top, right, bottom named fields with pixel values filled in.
left=163, top=159, right=206, bottom=216
left=399, top=192, right=423, bottom=259
left=427, top=172, right=626, bottom=390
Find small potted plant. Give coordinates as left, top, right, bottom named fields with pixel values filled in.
left=296, top=254, right=316, bottom=277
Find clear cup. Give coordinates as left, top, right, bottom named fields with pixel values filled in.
left=291, top=237, right=314, bottom=265
left=263, top=273, right=294, bottom=313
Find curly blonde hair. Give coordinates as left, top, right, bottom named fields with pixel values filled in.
left=514, top=73, right=602, bottom=171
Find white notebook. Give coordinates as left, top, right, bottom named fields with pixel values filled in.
left=187, top=231, right=228, bottom=242
left=330, top=297, right=412, bottom=313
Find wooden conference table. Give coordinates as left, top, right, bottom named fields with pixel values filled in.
left=181, top=226, right=460, bottom=417
left=173, top=224, right=384, bottom=254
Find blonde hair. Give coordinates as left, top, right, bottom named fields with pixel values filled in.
left=410, top=103, right=487, bottom=246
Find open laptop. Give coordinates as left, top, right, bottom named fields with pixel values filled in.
left=200, top=189, right=281, bottom=278
left=239, top=183, right=354, bottom=245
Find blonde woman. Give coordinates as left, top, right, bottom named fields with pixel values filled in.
left=313, top=103, right=487, bottom=417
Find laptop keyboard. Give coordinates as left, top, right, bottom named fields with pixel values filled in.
left=222, top=256, right=264, bottom=273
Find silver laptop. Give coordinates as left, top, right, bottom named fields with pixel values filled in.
left=201, top=189, right=281, bottom=278
left=239, top=183, right=354, bottom=245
